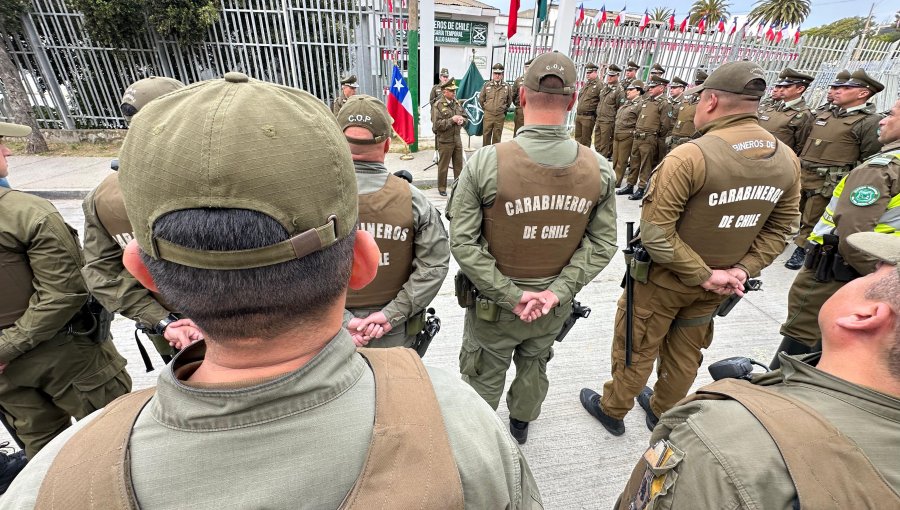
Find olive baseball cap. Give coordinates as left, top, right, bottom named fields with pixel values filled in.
left=524, top=51, right=576, bottom=95
left=120, top=76, right=185, bottom=121
left=686, top=61, right=766, bottom=97
left=338, top=94, right=393, bottom=144
left=835, top=69, right=884, bottom=94
left=846, top=232, right=900, bottom=275
left=0, top=121, right=31, bottom=137
left=119, top=72, right=357, bottom=270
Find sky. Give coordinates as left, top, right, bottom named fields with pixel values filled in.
left=479, top=0, right=898, bottom=29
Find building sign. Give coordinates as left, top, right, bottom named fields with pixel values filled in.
left=435, top=20, right=488, bottom=47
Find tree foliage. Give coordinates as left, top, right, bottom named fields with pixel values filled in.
left=650, top=8, right=673, bottom=22
left=149, top=0, right=219, bottom=45
left=69, top=0, right=219, bottom=47
left=803, top=17, right=867, bottom=40
left=0, top=0, right=30, bottom=33
left=690, top=0, right=730, bottom=24
left=747, top=0, right=810, bottom=26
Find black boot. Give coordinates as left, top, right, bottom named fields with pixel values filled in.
left=784, top=246, right=806, bottom=270
left=580, top=388, right=625, bottom=436
left=769, top=336, right=818, bottom=369
left=509, top=418, right=529, bottom=444
left=637, top=387, right=659, bottom=431
left=0, top=442, right=27, bottom=494
left=615, top=184, right=634, bottom=196
left=628, top=187, right=645, bottom=200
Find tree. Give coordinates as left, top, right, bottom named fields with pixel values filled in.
left=690, top=0, right=730, bottom=24
left=747, top=0, right=810, bottom=26
left=804, top=17, right=867, bottom=39
left=650, top=7, right=673, bottom=22
left=0, top=0, right=49, bottom=153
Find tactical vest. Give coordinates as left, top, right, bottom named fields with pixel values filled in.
left=0, top=188, right=36, bottom=328
left=634, top=96, right=664, bottom=134
left=669, top=96, right=698, bottom=138
left=801, top=109, right=870, bottom=167
left=678, top=135, right=797, bottom=267
left=682, top=378, right=900, bottom=510
left=35, top=347, right=464, bottom=510
left=94, top=173, right=134, bottom=250
left=809, top=149, right=900, bottom=245
left=483, top=141, right=602, bottom=278
left=346, top=175, right=414, bottom=308
left=758, top=105, right=805, bottom=149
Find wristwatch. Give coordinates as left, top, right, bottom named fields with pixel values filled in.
left=153, top=313, right=179, bottom=335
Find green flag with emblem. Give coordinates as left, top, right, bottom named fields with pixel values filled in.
left=457, top=61, right=485, bottom=137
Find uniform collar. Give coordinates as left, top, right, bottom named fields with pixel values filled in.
left=353, top=160, right=388, bottom=174
left=697, top=113, right=758, bottom=135
left=840, top=102, right=876, bottom=115
left=783, top=97, right=805, bottom=109
left=517, top=124, right=570, bottom=140
left=880, top=140, right=900, bottom=153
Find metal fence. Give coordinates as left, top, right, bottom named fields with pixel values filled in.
left=0, top=0, right=408, bottom=128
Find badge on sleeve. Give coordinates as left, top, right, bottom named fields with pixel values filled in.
left=849, top=186, right=880, bottom=206
left=629, top=440, right=684, bottom=509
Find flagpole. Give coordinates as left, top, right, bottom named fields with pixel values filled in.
left=530, top=2, right=540, bottom=57
left=466, top=48, right=475, bottom=154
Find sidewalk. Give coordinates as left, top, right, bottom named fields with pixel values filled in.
left=10, top=131, right=491, bottom=200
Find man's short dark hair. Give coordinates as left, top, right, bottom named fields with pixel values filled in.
left=142, top=208, right=355, bottom=341
left=120, top=103, right=139, bottom=119
left=865, top=268, right=900, bottom=377
left=526, top=76, right=571, bottom=109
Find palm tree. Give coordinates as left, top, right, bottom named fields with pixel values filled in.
left=747, top=0, right=811, bottom=26
left=689, top=0, right=730, bottom=24
left=650, top=7, right=673, bottom=22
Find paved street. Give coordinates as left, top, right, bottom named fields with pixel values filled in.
left=3, top=148, right=799, bottom=509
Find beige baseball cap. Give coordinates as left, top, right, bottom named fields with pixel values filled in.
left=338, top=94, right=394, bottom=144
left=846, top=232, right=900, bottom=273
left=0, top=122, right=32, bottom=137
left=120, top=76, right=185, bottom=121
left=524, top=51, right=576, bottom=95
left=119, top=72, right=357, bottom=270
left=686, top=61, right=766, bottom=97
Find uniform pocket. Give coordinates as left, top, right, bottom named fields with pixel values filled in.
left=55, top=350, right=130, bottom=415
left=459, top=338, right=483, bottom=378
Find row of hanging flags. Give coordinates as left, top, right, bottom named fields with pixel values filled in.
left=570, top=4, right=802, bottom=45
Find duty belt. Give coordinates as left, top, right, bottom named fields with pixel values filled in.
left=576, top=112, right=596, bottom=117
left=633, top=131, right=656, bottom=139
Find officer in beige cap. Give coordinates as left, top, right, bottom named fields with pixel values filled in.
left=81, top=76, right=200, bottom=372
left=785, top=68, right=883, bottom=270
left=612, top=80, right=644, bottom=185
left=619, top=75, right=671, bottom=200
left=479, top=63, right=512, bottom=145
left=615, top=231, right=900, bottom=509
left=433, top=79, right=467, bottom=196
left=331, top=74, right=359, bottom=116
left=581, top=61, right=800, bottom=437
left=449, top=51, right=617, bottom=445
left=667, top=69, right=707, bottom=152
left=622, top=60, right=640, bottom=89
left=758, top=68, right=814, bottom=155
left=574, top=62, right=602, bottom=146
left=3, top=73, right=541, bottom=508
left=512, top=58, right=533, bottom=137
left=0, top=119, right=132, bottom=461
left=336, top=95, right=450, bottom=354
left=593, top=63, right=626, bottom=159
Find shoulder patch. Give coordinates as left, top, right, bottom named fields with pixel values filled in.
left=849, top=186, right=880, bottom=206
left=867, top=157, right=892, bottom=166
left=629, top=440, right=685, bottom=510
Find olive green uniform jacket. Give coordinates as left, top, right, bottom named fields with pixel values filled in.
left=344, top=161, right=450, bottom=347
left=3, top=332, right=543, bottom=509
left=617, top=354, right=900, bottom=509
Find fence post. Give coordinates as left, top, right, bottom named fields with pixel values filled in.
left=282, top=0, right=299, bottom=89
left=21, top=14, right=74, bottom=130
left=837, top=36, right=859, bottom=70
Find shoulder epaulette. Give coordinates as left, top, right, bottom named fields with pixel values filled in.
left=865, top=150, right=900, bottom=166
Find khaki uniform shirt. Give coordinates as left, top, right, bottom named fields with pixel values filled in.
left=575, top=78, right=602, bottom=115
left=619, top=354, right=900, bottom=509
left=332, top=92, right=350, bottom=116
left=345, top=161, right=450, bottom=329
left=447, top=125, right=618, bottom=309
left=614, top=98, right=640, bottom=132
left=434, top=97, right=466, bottom=143
left=0, top=191, right=88, bottom=362
left=595, top=83, right=626, bottom=122
left=3, top=332, right=543, bottom=509
left=479, top=80, right=512, bottom=117
left=635, top=94, right=673, bottom=136
left=81, top=177, right=170, bottom=328
left=512, top=75, right=525, bottom=109
left=801, top=103, right=883, bottom=167
left=641, top=114, right=801, bottom=285
left=758, top=97, right=814, bottom=155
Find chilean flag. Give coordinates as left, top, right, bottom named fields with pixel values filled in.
left=508, top=0, right=520, bottom=38
left=639, top=10, right=650, bottom=31
left=668, top=11, right=676, bottom=31
left=697, top=15, right=707, bottom=34
left=598, top=4, right=608, bottom=25
left=765, top=23, right=776, bottom=41
left=729, top=17, right=738, bottom=35
left=679, top=15, right=689, bottom=33
left=775, top=24, right=788, bottom=43
left=793, top=27, right=802, bottom=45
left=387, top=65, right=414, bottom=144
left=613, top=6, right=625, bottom=27
left=575, top=3, right=585, bottom=25
left=717, top=17, right=725, bottom=32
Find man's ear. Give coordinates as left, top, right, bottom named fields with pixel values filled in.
left=348, top=230, right=379, bottom=290
left=122, top=239, right=159, bottom=292
left=834, top=302, right=894, bottom=333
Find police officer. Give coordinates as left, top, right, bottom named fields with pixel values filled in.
left=668, top=76, right=686, bottom=104
left=448, top=51, right=617, bottom=444
left=622, top=61, right=639, bottom=90
left=774, top=97, right=900, bottom=366
left=757, top=68, right=814, bottom=155
left=0, top=121, right=132, bottom=458
left=615, top=232, right=900, bottom=509
left=479, top=63, right=512, bottom=146
left=512, top=59, right=532, bottom=137
left=612, top=80, right=644, bottom=186
left=574, top=63, right=602, bottom=146
left=621, top=76, right=672, bottom=201
left=593, top=64, right=625, bottom=159
left=817, top=69, right=850, bottom=112
left=785, top=69, right=884, bottom=270
left=667, top=69, right=707, bottom=152
left=580, top=62, right=800, bottom=436
left=337, top=95, right=450, bottom=352
left=331, top=75, right=359, bottom=116
left=649, top=63, right=665, bottom=78
left=434, top=79, right=466, bottom=196
left=430, top=68, right=450, bottom=106
left=82, top=77, right=202, bottom=370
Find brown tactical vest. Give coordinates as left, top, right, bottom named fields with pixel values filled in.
left=35, top=347, right=464, bottom=510
left=483, top=142, right=602, bottom=278
left=678, top=135, right=796, bottom=267
left=800, top=109, right=870, bottom=166
left=93, top=173, right=134, bottom=250
left=0, top=188, right=35, bottom=328
left=634, top=96, right=664, bottom=134
left=670, top=96, right=698, bottom=138
left=758, top=107, right=803, bottom=148
left=346, top=175, right=414, bottom=308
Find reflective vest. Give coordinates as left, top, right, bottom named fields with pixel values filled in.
left=809, top=150, right=900, bottom=245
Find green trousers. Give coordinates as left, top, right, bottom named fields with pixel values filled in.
left=780, top=266, right=845, bottom=347
left=0, top=333, right=131, bottom=457
left=459, top=302, right=570, bottom=422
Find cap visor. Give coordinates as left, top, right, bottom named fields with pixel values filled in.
left=685, top=83, right=705, bottom=95
left=846, top=232, right=900, bottom=265
left=0, top=122, right=32, bottom=137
